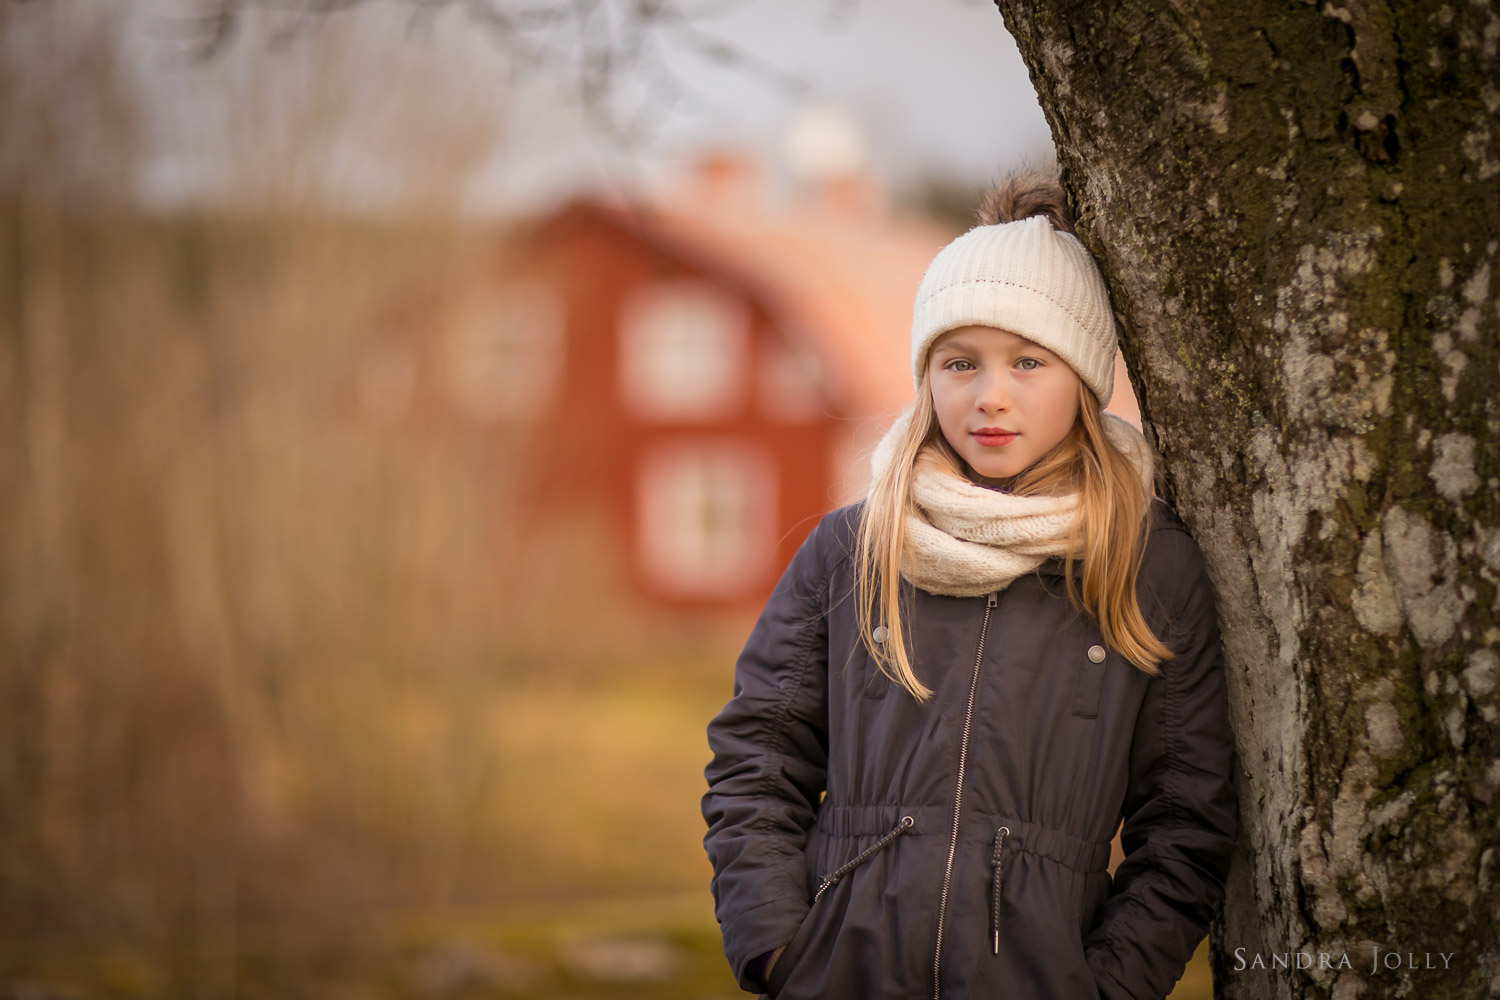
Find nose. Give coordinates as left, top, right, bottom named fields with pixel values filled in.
left=975, top=370, right=1011, bottom=413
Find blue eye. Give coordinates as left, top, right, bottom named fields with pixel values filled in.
left=1016, top=358, right=1040, bottom=371
left=947, top=359, right=975, bottom=372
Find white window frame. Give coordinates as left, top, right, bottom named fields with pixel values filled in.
left=635, top=439, right=777, bottom=595
left=618, top=279, right=749, bottom=421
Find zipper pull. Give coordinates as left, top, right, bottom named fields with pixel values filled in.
left=987, top=591, right=998, bottom=608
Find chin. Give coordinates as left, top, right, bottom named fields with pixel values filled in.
left=967, top=458, right=1024, bottom=480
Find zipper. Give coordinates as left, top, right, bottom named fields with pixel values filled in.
left=990, top=825, right=1010, bottom=954
left=932, top=590, right=998, bottom=1000
left=813, top=814, right=915, bottom=902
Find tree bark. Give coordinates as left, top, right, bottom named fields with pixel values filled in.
left=992, top=1, right=1499, bottom=998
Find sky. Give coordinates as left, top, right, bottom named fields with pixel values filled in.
left=475, top=0, right=1057, bottom=212
left=121, top=0, right=1056, bottom=216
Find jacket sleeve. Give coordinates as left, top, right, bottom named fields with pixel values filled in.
left=1082, top=526, right=1239, bottom=1000
left=702, top=512, right=834, bottom=993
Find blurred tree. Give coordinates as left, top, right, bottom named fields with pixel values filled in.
left=993, top=2, right=1498, bottom=998
left=0, top=0, right=576, bottom=968
left=0, top=3, right=793, bottom=976
left=142, top=3, right=514, bottom=214
left=161, top=0, right=804, bottom=152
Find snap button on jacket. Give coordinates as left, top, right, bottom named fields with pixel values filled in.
left=702, top=498, right=1238, bottom=1000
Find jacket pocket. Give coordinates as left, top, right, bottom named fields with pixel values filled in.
left=763, top=895, right=821, bottom=999
left=977, top=818, right=1112, bottom=979
left=766, top=814, right=915, bottom=997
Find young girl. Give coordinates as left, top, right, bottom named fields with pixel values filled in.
left=701, top=174, right=1238, bottom=1000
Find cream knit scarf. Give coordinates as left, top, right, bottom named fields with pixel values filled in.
left=867, top=406, right=1155, bottom=598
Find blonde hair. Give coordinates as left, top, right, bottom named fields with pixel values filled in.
left=853, top=372, right=1174, bottom=702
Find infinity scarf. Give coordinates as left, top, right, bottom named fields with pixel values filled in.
left=866, top=405, right=1155, bottom=598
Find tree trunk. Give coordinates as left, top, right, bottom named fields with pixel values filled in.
left=992, top=1, right=1499, bottom=998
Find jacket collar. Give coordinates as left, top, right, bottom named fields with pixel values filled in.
left=1033, top=556, right=1073, bottom=580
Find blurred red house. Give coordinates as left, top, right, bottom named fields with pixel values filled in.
left=356, top=156, right=1142, bottom=617
left=463, top=158, right=953, bottom=613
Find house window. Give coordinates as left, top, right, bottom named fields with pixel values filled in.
left=636, top=440, right=776, bottom=594
left=446, top=282, right=563, bottom=423
left=619, top=280, right=748, bottom=420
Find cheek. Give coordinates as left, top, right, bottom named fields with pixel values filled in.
left=1032, top=379, right=1080, bottom=426
left=930, top=384, right=964, bottom=425
left=930, top=387, right=972, bottom=449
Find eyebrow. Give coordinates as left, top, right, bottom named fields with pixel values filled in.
left=933, top=336, right=1050, bottom=358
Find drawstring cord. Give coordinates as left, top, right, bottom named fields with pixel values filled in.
left=814, top=814, right=916, bottom=902
left=990, top=826, right=1010, bottom=954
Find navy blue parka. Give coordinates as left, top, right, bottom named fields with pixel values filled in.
left=702, top=497, right=1238, bottom=999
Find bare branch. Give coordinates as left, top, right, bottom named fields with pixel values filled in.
left=153, top=0, right=813, bottom=152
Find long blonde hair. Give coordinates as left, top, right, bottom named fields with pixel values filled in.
left=852, top=369, right=1174, bottom=703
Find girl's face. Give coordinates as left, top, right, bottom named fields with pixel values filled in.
left=928, top=325, right=1082, bottom=484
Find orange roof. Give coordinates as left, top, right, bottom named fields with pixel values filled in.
left=626, top=202, right=1144, bottom=432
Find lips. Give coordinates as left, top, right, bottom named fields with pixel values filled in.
left=972, top=430, right=1017, bottom=446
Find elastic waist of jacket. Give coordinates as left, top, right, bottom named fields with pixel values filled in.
left=815, top=805, right=1110, bottom=874
left=986, top=815, right=1111, bottom=873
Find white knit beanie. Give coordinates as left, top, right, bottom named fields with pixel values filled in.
left=911, top=215, right=1118, bottom=405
